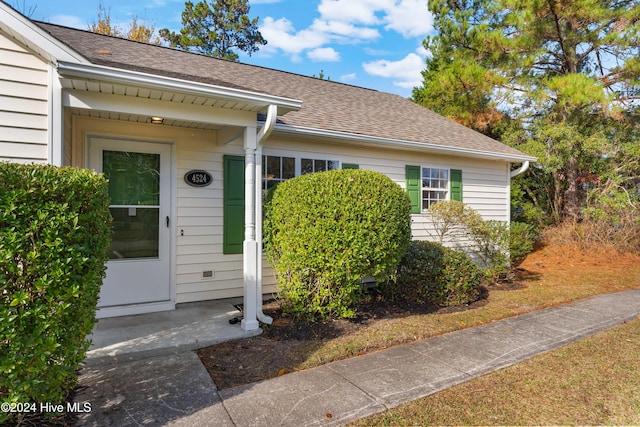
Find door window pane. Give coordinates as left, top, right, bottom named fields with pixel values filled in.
left=108, top=207, right=159, bottom=259
left=103, top=151, right=160, bottom=206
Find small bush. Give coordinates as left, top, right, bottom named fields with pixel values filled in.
left=509, top=221, right=537, bottom=264
left=0, top=163, right=111, bottom=423
left=427, top=200, right=484, bottom=244
left=427, top=201, right=512, bottom=282
left=381, top=241, right=481, bottom=307
left=468, top=219, right=510, bottom=281
left=264, top=169, right=411, bottom=320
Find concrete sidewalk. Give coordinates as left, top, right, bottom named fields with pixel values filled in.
left=73, top=289, right=640, bottom=426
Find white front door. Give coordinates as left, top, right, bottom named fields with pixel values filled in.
left=89, top=137, right=172, bottom=314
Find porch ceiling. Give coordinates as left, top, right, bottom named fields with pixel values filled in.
left=60, top=74, right=265, bottom=131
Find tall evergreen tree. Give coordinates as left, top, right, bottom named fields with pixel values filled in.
left=159, top=0, right=266, bottom=61
left=414, top=0, right=640, bottom=221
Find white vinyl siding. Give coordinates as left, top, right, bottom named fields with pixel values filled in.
left=263, top=136, right=510, bottom=252
left=0, top=33, right=49, bottom=163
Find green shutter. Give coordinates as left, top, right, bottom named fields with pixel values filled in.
left=342, top=163, right=359, bottom=169
left=450, top=169, right=463, bottom=202
left=223, top=155, right=244, bottom=254
left=405, top=165, right=421, bottom=214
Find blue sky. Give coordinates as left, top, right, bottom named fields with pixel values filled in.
left=16, top=0, right=433, bottom=97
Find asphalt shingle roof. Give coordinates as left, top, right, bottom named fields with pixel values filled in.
left=37, top=22, right=532, bottom=160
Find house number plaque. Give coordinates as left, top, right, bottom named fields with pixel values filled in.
left=184, top=170, right=213, bottom=187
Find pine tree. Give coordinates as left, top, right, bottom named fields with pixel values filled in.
left=159, top=0, right=266, bottom=61
left=414, top=0, right=640, bottom=221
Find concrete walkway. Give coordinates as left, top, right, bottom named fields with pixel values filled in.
left=85, top=299, right=261, bottom=364
left=74, top=289, right=640, bottom=426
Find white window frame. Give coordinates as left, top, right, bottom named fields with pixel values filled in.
left=301, top=157, right=340, bottom=175
left=262, top=154, right=296, bottom=191
left=421, top=166, right=450, bottom=211
left=261, top=153, right=341, bottom=189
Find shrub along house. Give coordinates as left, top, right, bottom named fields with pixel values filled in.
left=0, top=3, right=534, bottom=330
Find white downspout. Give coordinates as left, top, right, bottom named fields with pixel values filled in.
left=255, top=104, right=278, bottom=325
left=257, top=104, right=278, bottom=143
left=510, top=161, right=530, bottom=178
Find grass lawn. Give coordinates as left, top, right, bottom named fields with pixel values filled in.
left=351, top=316, right=640, bottom=426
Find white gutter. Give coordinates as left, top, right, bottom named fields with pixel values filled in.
left=57, top=61, right=303, bottom=113
left=272, top=123, right=537, bottom=163
left=510, top=161, right=530, bottom=178
left=255, top=104, right=278, bottom=326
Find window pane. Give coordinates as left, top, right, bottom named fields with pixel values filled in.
left=268, top=156, right=282, bottom=179
left=441, top=169, right=449, bottom=180
left=314, top=159, right=326, bottom=172
left=328, top=160, right=339, bottom=170
left=422, top=168, right=430, bottom=179
left=301, top=158, right=313, bottom=174
left=109, top=207, right=159, bottom=259
left=103, top=151, right=160, bottom=206
left=282, top=157, right=295, bottom=179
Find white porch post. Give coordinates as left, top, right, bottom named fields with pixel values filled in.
left=241, top=126, right=260, bottom=331
left=48, top=64, right=64, bottom=166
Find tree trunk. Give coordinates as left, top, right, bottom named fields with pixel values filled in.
left=562, top=158, right=581, bottom=220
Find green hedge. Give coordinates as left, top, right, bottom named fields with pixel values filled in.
left=0, top=163, right=111, bottom=421
left=264, top=169, right=411, bottom=320
left=381, top=240, right=482, bottom=307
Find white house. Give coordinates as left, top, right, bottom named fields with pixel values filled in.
left=0, top=2, right=534, bottom=330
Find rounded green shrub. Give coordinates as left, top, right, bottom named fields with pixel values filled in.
left=264, top=169, right=411, bottom=320
left=0, top=163, right=111, bottom=423
left=381, top=240, right=482, bottom=307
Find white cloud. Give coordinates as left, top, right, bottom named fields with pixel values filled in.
left=50, top=14, right=85, bottom=29
left=317, top=0, right=388, bottom=26
left=307, top=47, right=341, bottom=62
left=340, top=72, right=357, bottom=82
left=310, top=19, right=380, bottom=41
left=383, top=0, right=432, bottom=38
left=316, top=0, right=432, bottom=38
left=363, top=51, right=425, bottom=88
left=260, top=17, right=327, bottom=55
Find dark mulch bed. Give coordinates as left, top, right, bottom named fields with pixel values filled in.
left=197, top=286, right=495, bottom=390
